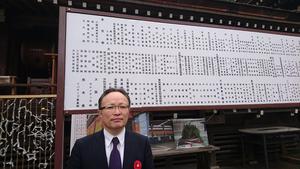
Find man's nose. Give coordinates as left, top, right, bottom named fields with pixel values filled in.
left=113, top=107, right=122, bottom=114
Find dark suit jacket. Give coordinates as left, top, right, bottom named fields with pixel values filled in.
left=67, top=130, right=154, bottom=169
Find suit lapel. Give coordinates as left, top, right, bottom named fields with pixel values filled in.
left=95, top=131, right=109, bottom=169
left=123, top=131, right=133, bottom=169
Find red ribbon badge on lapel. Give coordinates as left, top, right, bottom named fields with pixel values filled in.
left=134, top=160, right=142, bottom=169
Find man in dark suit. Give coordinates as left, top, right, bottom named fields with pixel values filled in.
left=67, top=88, right=154, bottom=169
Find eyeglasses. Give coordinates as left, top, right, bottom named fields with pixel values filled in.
left=100, top=105, right=130, bottom=112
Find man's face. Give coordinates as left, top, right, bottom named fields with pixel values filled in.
left=99, top=91, right=130, bottom=135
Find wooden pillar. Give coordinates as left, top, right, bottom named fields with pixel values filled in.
left=44, top=52, right=57, bottom=94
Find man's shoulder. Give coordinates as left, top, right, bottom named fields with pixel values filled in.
left=76, top=130, right=103, bottom=144
left=126, top=130, right=148, bottom=141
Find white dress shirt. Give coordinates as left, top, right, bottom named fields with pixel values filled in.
left=103, top=128, right=125, bottom=166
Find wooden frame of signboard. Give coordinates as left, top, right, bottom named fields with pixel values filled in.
left=56, top=7, right=300, bottom=169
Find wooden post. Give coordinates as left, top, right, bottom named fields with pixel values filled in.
left=10, top=76, right=16, bottom=95
left=44, top=53, right=58, bottom=94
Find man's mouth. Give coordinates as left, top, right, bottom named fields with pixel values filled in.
left=112, top=118, right=122, bottom=122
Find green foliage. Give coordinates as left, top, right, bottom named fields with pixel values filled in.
left=181, top=124, right=201, bottom=139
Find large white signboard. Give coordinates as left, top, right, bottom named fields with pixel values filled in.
left=64, top=12, right=300, bottom=110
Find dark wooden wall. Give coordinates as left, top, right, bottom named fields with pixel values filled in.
left=0, top=3, right=58, bottom=81
left=0, top=22, right=8, bottom=75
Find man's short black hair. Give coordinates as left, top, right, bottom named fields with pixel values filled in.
left=98, top=88, right=131, bottom=110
